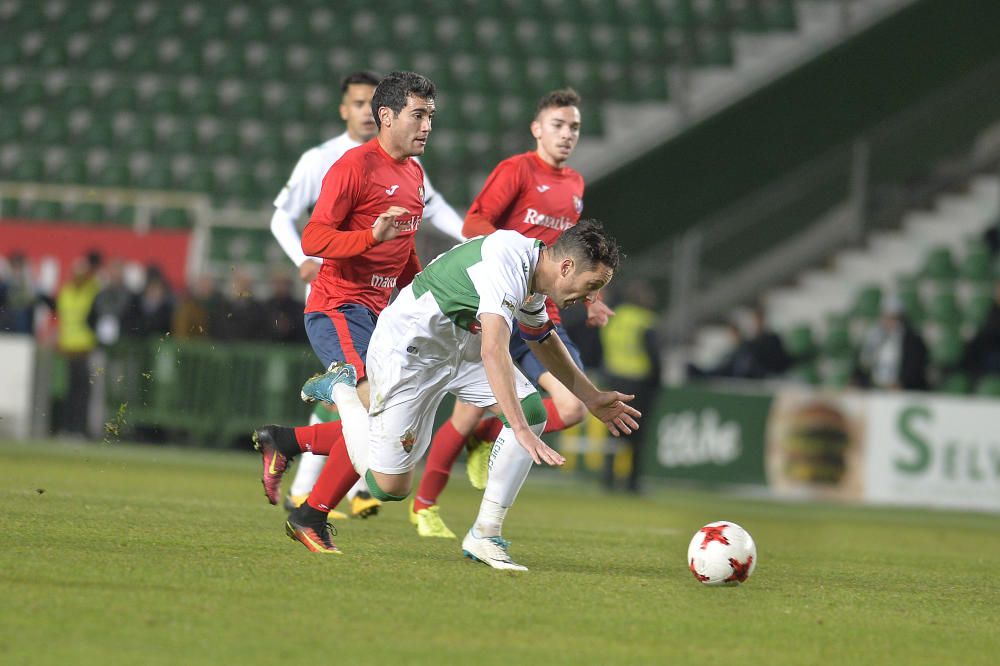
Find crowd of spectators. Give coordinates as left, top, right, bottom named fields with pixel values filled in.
left=0, top=251, right=308, bottom=345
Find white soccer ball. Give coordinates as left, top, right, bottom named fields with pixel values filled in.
left=687, top=521, right=757, bottom=586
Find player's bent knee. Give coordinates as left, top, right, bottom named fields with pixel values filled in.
left=364, top=470, right=410, bottom=502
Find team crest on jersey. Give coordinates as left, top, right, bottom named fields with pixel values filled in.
left=400, top=429, right=416, bottom=453
left=418, top=185, right=425, bottom=200
left=573, top=195, right=584, bottom=214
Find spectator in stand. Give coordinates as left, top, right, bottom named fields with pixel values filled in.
left=961, top=281, right=1000, bottom=383
left=0, top=252, right=38, bottom=334
left=124, top=266, right=174, bottom=338
left=88, top=259, right=132, bottom=346
left=262, top=272, right=306, bottom=343
left=172, top=275, right=219, bottom=339
left=688, top=320, right=758, bottom=379
left=853, top=297, right=928, bottom=390
left=599, top=279, right=661, bottom=493
left=212, top=270, right=263, bottom=341
left=744, top=305, right=792, bottom=377
left=55, top=256, right=101, bottom=437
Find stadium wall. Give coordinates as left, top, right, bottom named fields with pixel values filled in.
left=587, top=0, right=1000, bottom=257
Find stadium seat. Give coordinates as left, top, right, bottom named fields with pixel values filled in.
left=959, top=243, right=992, bottom=282
left=939, top=372, right=970, bottom=395
left=930, top=328, right=963, bottom=370
left=926, top=291, right=960, bottom=325
left=965, top=287, right=994, bottom=328
left=821, top=319, right=852, bottom=360
left=784, top=324, right=817, bottom=361
left=922, top=246, right=958, bottom=280
left=852, top=284, right=882, bottom=320
left=154, top=208, right=193, bottom=229
left=24, top=200, right=64, bottom=220
left=65, top=202, right=108, bottom=224
left=975, top=375, right=1000, bottom=396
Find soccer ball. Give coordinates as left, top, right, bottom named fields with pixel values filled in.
left=687, top=521, right=757, bottom=586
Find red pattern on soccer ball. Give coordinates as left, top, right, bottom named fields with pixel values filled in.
left=698, top=524, right=730, bottom=550
left=725, top=555, right=754, bottom=583
left=689, top=558, right=710, bottom=582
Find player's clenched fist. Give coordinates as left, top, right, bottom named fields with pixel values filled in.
left=372, top=206, right=410, bottom=243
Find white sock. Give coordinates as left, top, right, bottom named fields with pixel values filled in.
left=473, top=499, right=508, bottom=538
left=346, top=477, right=369, bottom=501
left=288, top=413, right=327, bottom=498
left=332, top=383, right=370, bottom=476
left=475, top=423, right=545, bottom=537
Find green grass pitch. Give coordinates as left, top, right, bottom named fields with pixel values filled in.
left=2, top=439, right=997, bottom=665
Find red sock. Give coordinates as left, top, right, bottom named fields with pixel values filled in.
left=413, top=421, right=467, bottom=511
left=472, top=417, right=503, bottom=443
left=542, top=397, right=568, bottom=434
left=306, top=435, right=359, bottom=513
left=294, top=421, right=344, bottom=455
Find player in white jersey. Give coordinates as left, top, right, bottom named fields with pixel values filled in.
left=269, top=71, right=465, bottom=517
left=288, top=220, right=640, bottom=568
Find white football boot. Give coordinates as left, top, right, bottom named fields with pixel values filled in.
left=462, top=530, right=528, bottom=571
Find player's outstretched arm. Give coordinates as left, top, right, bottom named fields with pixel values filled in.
left=527, top=332, right=641, bottom=437
left=480, top=314, right=565, bottom=466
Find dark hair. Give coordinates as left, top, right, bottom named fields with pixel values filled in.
left=371, top=71, right=436, bottom=129
left=536, top=87, right=581, bottom=116
left=340, top=70, right=380, bottom=94
left=551, top=219, right=621, bottom=271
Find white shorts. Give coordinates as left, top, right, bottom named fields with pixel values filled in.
left=365, top=287, right=536, bottom=474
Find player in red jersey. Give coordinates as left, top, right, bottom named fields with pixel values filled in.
left=407, top=88, right=616, bottom=538
left=252, top=71, right=437, bottom=553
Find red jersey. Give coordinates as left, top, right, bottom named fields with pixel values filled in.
left=302, top=139, right=424, bottom=315
left=464, top=151, right=585, bottom=323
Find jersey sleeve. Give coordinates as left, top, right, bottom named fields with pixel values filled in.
left=514, top=293, right=554, bottom=342
left=274, top=149, right=322, bottom=219
left=470, top=236, right=530, bottom=332
left=422, top=171, right=465, bottom=242
left=301, top=161, right=377, bottom=259
left=463, top=159, right=522, bottom=238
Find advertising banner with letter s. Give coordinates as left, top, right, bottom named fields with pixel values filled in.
left=864, top=393, right=1000, bottom=512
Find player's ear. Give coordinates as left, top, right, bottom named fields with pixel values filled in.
left=560, top=257, right=574, bottom=277
left=378, top=106, right=392, bottom=128
left=530, top=119, right=541, bottom=140
left=339, top=102, right=349, bottom=123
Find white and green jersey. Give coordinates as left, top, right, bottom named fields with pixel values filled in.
left=411, top=230, right=550, bottom=334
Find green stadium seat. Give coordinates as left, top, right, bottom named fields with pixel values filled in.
left=14, top=81, right=46, bottom=107
left=965, top=287, right=994, bottom=328
left=136, top=164, right=172, bottom=190
left=939, top=373, right=970, bottom=395
left=926, top=291, right=960, bottom=325
left=1, top=197, right=20, bottom=218
left=12, top=159, right=45, bottom=182
left=185, top=166, right=216, bottom=193
left=51, top=157, right=88, bottom=185
left=65, top=202, right=108, bottom=224
left=96, top=160, right=130, bottom=188
left=960, top=245, right=993, bottom=282
left=922, top=246, right=957, bottom=280
left=764, top=0, right=798, bottom=31
left=822, top=320, right=852, bottom=359
left=148, top=88, right=182, bottom=114
left=930, top=328, right=963, bottom=369
left=784, top=324, right=817, bottom=360
left=665, top=0, right=699, bottom=28
left=788, top=362, right=820, bottom=385
left=975, top=375, right=1000, bottom=397
left=697, top=29, right=735, bottom=66
left=25, top=200, right=64, bottom=220
left=852, top=284, right=882, bottom=320
left=154, top=208, right=193, bottom=229
left=0, top=41, right=18, bottom=66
